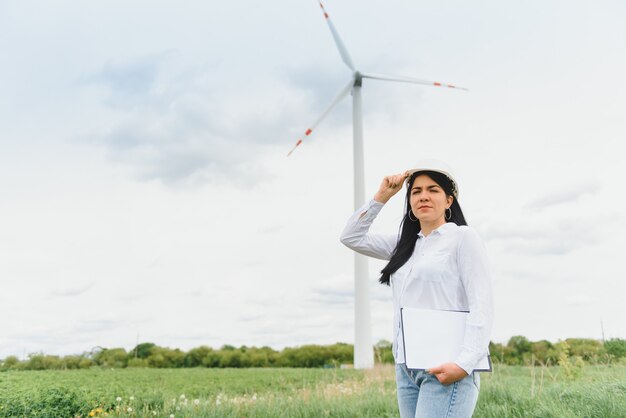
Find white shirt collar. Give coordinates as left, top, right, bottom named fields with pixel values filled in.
left=418, top=222, right=456, bottom=238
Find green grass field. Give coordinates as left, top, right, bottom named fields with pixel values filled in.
left=1, top=364, right=625, bottom=417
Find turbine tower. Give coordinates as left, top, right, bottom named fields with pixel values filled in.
left=288, top=1, right=467, bottom=369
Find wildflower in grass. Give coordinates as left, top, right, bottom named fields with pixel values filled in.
left=152, top=412, right=157, bottom=416
left=129, top=396, right=135, bottom=401
left=170, top=415, right=175, bottom=418
left=116, top=396, right=122, bottom=402
left=179, top=394, right=186, bottom=400
left=193, top=399, right=200, bottom=406
left=88, top=407, right=105, bottom=417
left=127, top=407, right=132, bottom=412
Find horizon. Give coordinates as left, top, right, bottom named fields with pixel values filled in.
left=3, top=333, right=618, bottom=361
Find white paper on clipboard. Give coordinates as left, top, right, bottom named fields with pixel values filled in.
left=400, top=307, right=492, bottom=372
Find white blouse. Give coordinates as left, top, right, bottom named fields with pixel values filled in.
left=340, top=199, right=494, bottom=374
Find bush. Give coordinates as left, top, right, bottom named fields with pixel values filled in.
left=604, top=338, right=626, bottom=360
left=183, top=346, right=214, bottom=367
left=129, top=342, right=156, bottom=359
left=566, top=338, right=605, bottom=363
left=93, top=348, right=128, bottom=368
left=0, top=356, right=19, bottom=371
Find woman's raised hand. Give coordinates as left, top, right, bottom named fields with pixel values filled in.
left=373, top=171, right=410, bottom=204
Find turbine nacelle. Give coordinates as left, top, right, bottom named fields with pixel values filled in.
left=352, top=71, right=362, bottom=87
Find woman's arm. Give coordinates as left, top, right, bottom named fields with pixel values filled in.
left=340, top=172, right=409, bottom=260
left=340, top=200, right=397, bottom=260
left=454, top=226, right=495, bottom=374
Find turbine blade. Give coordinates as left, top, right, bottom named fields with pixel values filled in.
left=318, top=2, right=355, bottom=71
left=361, top=72, right=468, bottom=91
left=287, top=77, right=355, bottom=157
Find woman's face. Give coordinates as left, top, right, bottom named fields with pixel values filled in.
left=409, top=174, right=453, bottom=224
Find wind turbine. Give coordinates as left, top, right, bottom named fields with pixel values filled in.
left=288, top=1, right=467, bottom=369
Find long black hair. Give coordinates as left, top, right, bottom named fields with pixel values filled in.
left=379, top=170, right=468, bottom=285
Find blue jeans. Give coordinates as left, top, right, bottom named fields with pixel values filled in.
left=395, top=363, right=480, bottom=418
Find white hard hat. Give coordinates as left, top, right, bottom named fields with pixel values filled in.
left=406, top=159, right=459, bottom=197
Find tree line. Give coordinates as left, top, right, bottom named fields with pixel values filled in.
left=1, top=337, right=625, bottom=371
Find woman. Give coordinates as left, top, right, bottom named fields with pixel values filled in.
left=340, top=159, right=493, bottom=418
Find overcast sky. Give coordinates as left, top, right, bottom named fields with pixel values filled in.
left=1, top=0, right=625, bottom=359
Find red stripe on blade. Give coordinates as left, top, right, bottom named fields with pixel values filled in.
left=296, top=139, right=302, bottom=146
left=434, top=82, right=442, bottom=87
left=305, top=129, right=312, bottom=136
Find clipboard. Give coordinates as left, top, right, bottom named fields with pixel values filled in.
left=400, top=307, right=492, bottom=372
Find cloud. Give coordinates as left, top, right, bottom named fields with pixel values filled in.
left=77, top=55, right=345, bottom=185
left=80, top=52, right=169, bottom=106
left=5, top=329, right=93, bottom=350
left=525, top=180, right=601, bottom=210
left=309, top=288, right=353, bottom=306
left=257, top=224, right=285, bottom=234
left=283, top=64, right=352, bottom=112
left=73, top=319, right=121, bottom=334
left=49, top=282, right=94, bottom=297
left=566, top=295, right=597, bottom=307
left=307, top=274, right=392, bottom=307
left=484, top=230, right=583, bottom=257
left=493, top=264, right=572, bottom=283
left=496, top=237, right=582, bottom=256
left=481, top=212, right=602, bottom=257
